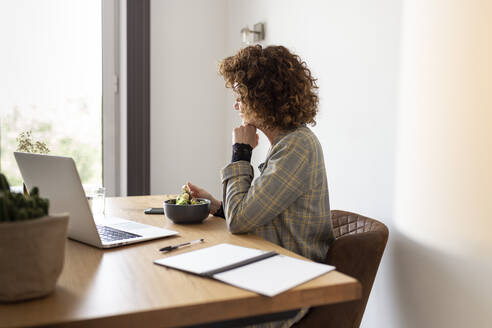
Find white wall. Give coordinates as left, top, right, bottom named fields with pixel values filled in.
left=225, top=1, right=402, bottom=326
left=151, top=0, right=227, bottom=197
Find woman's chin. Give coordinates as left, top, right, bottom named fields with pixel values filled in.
left=238, top=114, right=256, bottom=127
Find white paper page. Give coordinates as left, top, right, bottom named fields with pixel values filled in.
left=154, top=243, right=266, bottom=275
left=213, top=254, right=335, bottom=297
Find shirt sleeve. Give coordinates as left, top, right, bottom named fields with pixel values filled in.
left=220, top=141, right=309, bottom=234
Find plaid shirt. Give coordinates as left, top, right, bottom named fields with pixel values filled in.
left=220, top=127, right=333, bottom=328
left=221, top=126, right=334, bottom=264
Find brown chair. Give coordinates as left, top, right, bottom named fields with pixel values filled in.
left=293, top=210, right=389, bottom=328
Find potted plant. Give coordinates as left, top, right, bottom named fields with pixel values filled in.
left=0, top=173, right=69, bottom=302
left=16, top=130, right=50, bottom=195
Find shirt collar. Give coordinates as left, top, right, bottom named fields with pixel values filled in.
left=271, top=126, right=304, bottom=146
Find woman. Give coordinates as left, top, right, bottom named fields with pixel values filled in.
left=188, top=44, right=333, bottom=328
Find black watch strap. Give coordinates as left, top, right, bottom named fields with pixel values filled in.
left=232, top=143, right=253, bottom=162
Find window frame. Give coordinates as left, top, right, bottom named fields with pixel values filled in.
left=102, top=0, right=150, bottom=197
left=102, top=0, right=119, bottom=196
left=126, top=0, right=150, bottom=196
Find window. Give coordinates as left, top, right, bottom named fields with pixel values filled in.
left=0, top=0, right=103, bottom=187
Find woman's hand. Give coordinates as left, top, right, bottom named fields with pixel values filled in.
left=233, top=124, right=259, bottom=149
left=186, top=182, right=221, bottom=214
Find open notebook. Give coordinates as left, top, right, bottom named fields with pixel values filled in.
left=154, top=243, right=335, bottom=297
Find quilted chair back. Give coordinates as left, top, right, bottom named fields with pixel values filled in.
left=294, top=210, right=389, bottom=328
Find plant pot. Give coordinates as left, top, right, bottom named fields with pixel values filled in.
left=0, top=214, right=69, bottom=302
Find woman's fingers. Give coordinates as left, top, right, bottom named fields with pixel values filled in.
left=188, top=181, right=221, bottom=214
left=233, top=124, right=258, bottom=147
left=187, top=181, right=214, bottom=200
left=187, top=181, right=200, bottom=197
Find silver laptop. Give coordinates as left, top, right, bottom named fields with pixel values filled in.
left=14, top=152, right=178, bottom=248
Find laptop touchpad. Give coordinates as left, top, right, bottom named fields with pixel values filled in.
left=110, top=221, right=154, bottom=231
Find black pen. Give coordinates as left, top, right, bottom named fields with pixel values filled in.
left=159, top=238, right=204, bottom=252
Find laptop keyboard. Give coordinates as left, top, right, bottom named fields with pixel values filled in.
left=96, top=225, right=142, bottom=243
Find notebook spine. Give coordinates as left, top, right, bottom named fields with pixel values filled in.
left=201, top=251, right=278, bottom=277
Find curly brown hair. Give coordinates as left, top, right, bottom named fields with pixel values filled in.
left=218, top=45, right=319, bottom=130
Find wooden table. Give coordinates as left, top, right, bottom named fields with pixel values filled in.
left=0, top=196, right=361, bottom=328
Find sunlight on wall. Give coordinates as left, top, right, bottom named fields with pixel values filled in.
left=394, top=2, right=492, bottom=326
left=395, top=0, right=492, bottom=258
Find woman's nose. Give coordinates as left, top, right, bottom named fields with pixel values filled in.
left=234, top=102, right=239, bottom=110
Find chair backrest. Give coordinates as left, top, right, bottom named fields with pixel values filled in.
left=294, top=210, right=389, bottom=328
